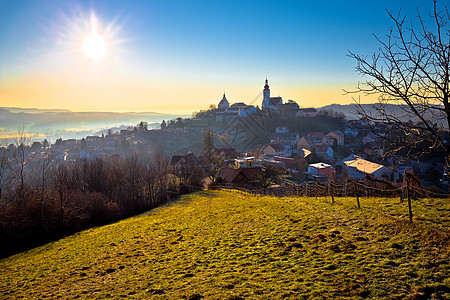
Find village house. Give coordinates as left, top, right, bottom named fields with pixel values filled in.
left=295, top=108, right=318, bottom=117
left=270, top=132, right=300, bottom=144
left=170, top=152, right=199, bottom=172
left=297, top=136, right=314, bottom=149
left=262, top=158, right=284, bottom=169
left=216, top=165, right=262, bottom=185
left=273, top=156, right=295, bottom=170
left=321, top=135, right=335, bottom=146
left=262, top=143, right=287, bottom=157
left=313, top=144, right=334, bottom=160
left=235, top=156, right=262, bottom=168
left=343, top=155, right=393, bottom=179
left=308, top=162, right=336, bottom=183
left=326, top=130, right=344, bottom=146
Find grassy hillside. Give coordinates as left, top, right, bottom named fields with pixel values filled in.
left=1, top=191, right=449, bottom=299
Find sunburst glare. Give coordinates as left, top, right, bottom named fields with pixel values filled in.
left=50, top=8, right=127, bottom=73
left=82, top=15, right=107, bottom=61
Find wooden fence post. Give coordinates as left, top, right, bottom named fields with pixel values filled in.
left=331, top=181, right=335, bottom=204
left=344, top=178, right=347, bottom=197
left=354, top=181, right=360, bottom=208
left=407, top=181, right=413, bottom=222
left=365, top=179, right=368, bottom=198
left=400, top=170, right=406, bottom=203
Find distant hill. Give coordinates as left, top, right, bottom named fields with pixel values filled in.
left=319, top=103, right=410, bottom=120
left=0, top=107, right=188, bottom=142
left=320, top=103, right=447, bottom=128
left=1, top=190, right=448, bottom=299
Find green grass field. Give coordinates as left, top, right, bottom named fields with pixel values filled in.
left=1, top=190, right=449, bottom=299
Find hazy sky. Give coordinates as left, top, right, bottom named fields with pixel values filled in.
left=0, top=0, right=433, bottom=114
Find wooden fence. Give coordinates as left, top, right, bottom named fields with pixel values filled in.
left=213, top=177, right=449, bottom=224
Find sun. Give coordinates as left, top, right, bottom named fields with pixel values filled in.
left=83, top=33, right=107, bottom=60
left=52, top=10, right=126, bottom=68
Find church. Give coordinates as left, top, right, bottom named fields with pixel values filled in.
left=262, top=78, right=300, bottom=113
left=215, top=93, right=256, bottom=122
left=262, top=78, right=282, bottom=110
left=215, top=78, right=305, bottom=122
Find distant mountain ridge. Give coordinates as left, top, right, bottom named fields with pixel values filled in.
left=319, top=103, right=408, bottom=120
left=0, top=107, right=187, bottom=142
left=319, top=103, right=447, bottom=129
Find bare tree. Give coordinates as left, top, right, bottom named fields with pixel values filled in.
left=51, top=163, right=69, bottom=226
left=0, top=150, right=12, bottom=201
left=202, top=129, right=223, bottom=182
left=8, top=128, right=30, bottom=198
left=152, top=148, right=170, bottom=201
left=258, top=165, right=282, bottom=189
left=31, top=150, right=56, bottom=232
left=347, top=0, right=450, bottom=170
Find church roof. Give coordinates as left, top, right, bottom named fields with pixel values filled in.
left=218, top=93, right=229, bottom=108
left=229, top=102, right=248, bottom=108
left=269, top=97, right=282, bottom=105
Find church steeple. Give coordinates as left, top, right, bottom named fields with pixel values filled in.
left=264, top=78, right=269, bottom=90
left=262, top=78, right=271, bottom=109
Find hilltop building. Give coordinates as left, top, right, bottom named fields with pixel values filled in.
left=261, top=79, right=301, bottom=115
left=262, top=78, right=282, bottom=110
left=216, top=93, right=256, bottom=122
left=218, top=93, right=229, bottom=110
left=215, top=78, right=316, bottom=121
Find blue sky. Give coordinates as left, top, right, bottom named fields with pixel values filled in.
left=0, top=0, right=435, bottom=113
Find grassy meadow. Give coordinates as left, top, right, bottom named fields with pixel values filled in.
left=0, top=190, right=449, bottom=299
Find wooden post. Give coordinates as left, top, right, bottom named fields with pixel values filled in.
left=327, top=181, right=330, bottom=196
left=365, top=178, right=368, bottom=198
left=344, top=177, right=347, bottom=197
left=354, top=181, right=360, bottom=208
left=331, top=181, right=335, bottom=204
left=400, top=170, right=406, bottom=203
left=407, top=181, right=413, bottom=222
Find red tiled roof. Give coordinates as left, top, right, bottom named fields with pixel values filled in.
left=313, top=144, right=332, bottom=153
left=266, top=143, right=285, bottom=152
left=240, top=167, right=263, bottom=182
left=217, top=166, right=241, bottom=183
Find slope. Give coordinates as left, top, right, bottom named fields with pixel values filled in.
left=1, top=190, right=449, bottom=299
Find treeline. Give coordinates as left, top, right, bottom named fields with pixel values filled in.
left=0, top=151, right=192, bottom=258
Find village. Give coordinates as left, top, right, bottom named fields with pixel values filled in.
left=4, top=79, right=446, bottom=193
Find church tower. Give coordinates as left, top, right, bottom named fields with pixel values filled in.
left=262, top=78, right=270, bottom=110
left=218, top=92, right=229, bottom=111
